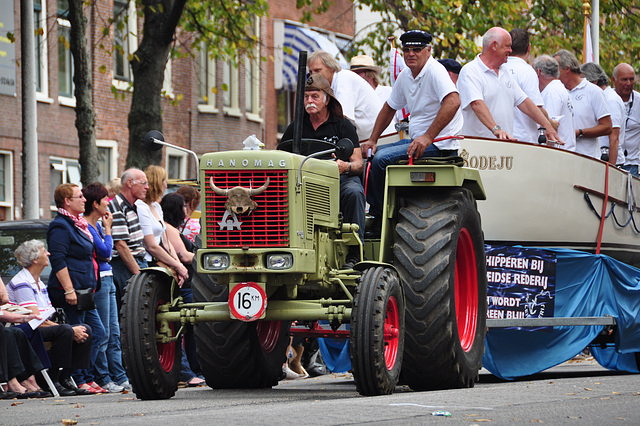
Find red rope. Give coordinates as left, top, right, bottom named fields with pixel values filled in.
left=595, top=162, right=610, bottom=254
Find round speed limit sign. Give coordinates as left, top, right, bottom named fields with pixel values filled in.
left=228, top=282, right=267, bottom=321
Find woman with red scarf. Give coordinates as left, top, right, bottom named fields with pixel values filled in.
left=47, top=183, right=107, bottom=394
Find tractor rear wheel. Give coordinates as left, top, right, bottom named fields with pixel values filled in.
left=120, top=271, right=181, bottom=400
left=393, top=187, right=487, bottom=390
left=350, top=266, right=404, bottom=395
left=192, top=272, right=289, bottom=388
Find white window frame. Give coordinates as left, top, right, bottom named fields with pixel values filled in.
left=49, top=156, right=81, bottom=212
left=34, top=0, right=51, bottom=103
left=198, top=45, right=218, bottom=114
left=165, top=147, right=187, bottom=180
left=112, top=0, right=138, bottom=91
left=222, top=60, right=240, bottom=117
left=162, top=58, right=173, bottom=99
left=96, top=139, right=119, bottom=184
left=0, top=151, right=14, bottom=220
left=57, top=16, right=75, bottom=107
left=244, top=17, right=261, bottom=122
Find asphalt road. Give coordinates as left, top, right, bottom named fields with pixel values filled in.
left=2, top=359, right=638, bottom=425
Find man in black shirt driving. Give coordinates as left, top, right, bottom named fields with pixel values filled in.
left=282, top=73, right=365, bottom=268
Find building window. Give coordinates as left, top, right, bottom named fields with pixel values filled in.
left=166, top=147, right=187, bottom=180
left=96, top=140, right=118, bottom=184
left=198, top=46, right=217, bottom=113
left=57, top=0, right=74, bottom=102
left=34, top=0, right=49, bottom=98
left=0, top=152, right=13, bottom=221
left=277, top=90, right=296, bottom=136
left=50, top=157, right=80, bottom=214
left=113, top=0, right=131, bottom=82
left=244, top=17, right=260, bottom=120
left=222, top=60, right=240, bottom=115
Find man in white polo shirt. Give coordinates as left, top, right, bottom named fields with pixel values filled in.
left=308, top=51, right=385, bottom=141
left=457, top=27, right=560, bottom=143
left=504, top=28, right=547, bottom=143
left=533, top=54, right=576, bottom=151
left=554, top=49, right=611, bottom=159
left=613, top=63, right=640, bottom=176
left=581, top=62, right=625, bottom=165
left=361, top=30, right=463, bottom=235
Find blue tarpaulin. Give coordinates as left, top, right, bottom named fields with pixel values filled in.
left=483, top=248, right=640, bottom=380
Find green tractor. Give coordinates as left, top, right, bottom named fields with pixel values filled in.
left=120, top=54, right=487, bottom=400
left=120, top=133, right=488, bottom=400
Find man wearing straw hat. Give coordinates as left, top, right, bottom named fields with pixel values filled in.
left=350, top=54, right=403, bottom=127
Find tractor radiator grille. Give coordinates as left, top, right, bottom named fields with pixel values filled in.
left=305, top=182, right=331, bottom=236
left=204, top=170, right=289, bottom=247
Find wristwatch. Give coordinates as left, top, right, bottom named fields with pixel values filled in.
left=491, top=124, right=501, bottom=134
left=578, top=129, right=584, bottom=138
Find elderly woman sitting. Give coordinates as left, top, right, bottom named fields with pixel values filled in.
left=6, top=240, right=93, bottom=396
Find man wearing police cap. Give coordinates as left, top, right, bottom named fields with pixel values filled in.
left=362, top=30, right=463, bottom=236
left=282, top=73, right=365, bottom=268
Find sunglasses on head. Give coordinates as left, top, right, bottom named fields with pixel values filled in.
left=402, top=46, right=426, bottom=53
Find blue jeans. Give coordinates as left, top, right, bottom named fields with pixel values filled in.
left=111, top=256, right=148, bottom=312
left=622, top=164, right=639, bottom=177
left=367, top=139, right=456, bottom=217
left=340, top=175, right=366, bottom=243
left=178, top=287, right=201, bottom=382
left=64, top=306, right=105, bottom=385
left=93, top=274, right=128, bottom=386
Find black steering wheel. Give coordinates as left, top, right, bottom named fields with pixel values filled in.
left=277, top=138, right=354, bottom=162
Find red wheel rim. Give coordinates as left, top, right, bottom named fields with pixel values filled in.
left=256, top=321, right=281, bottom=354
left=455, top=227, right=478, bottom=352
left=156, top=299, right=176, bottom=373
left=384, top=296, right=400, bottom=369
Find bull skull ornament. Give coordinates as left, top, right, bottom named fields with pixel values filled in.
left=209, top=177, right=270, bottom=215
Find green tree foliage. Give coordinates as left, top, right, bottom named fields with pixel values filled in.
left=347, top=0, right=640, bottom=75
left=121, top=0, right=268, bottom=169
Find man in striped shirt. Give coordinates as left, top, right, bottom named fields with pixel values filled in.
left=108, top=168, right=149, bottom=309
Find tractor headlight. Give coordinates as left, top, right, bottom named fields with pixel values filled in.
left=202, top=253, right=230, bottom=270
left=266, top=253, right=293, bottom=270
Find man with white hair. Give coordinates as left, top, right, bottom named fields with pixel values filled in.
left=553, top=49, right=611, bottom=159
left=533, top=54, right=576, bottom=151
left=108, top=168, right=149, bottom=308
left=581, top=62, right=625, bottom=165
left=308, top=51, right=383, bottom=140
left=613, top=63, right=639, bottom=176
left=281, top=73, right=365, bottom=268
left=457, top=27, right=560, bottom=143
left=361, top=30, right=463, bottom=237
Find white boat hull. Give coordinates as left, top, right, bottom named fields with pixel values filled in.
left=458, top=137, right=640, bottom=265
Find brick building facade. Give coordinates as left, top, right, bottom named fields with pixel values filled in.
left=0, top=0, right=354, bottom=220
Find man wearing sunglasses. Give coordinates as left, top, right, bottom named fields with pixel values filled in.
left=361, top=30, right=463, bottom=237
left=458, top=27, right=561, bottom=145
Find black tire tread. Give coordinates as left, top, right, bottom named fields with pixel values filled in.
left=394, top=187, right=487, bottom=391
left=350, top=267, right=405, bottom=396
left=192, top=272, right=289, bottom=388
left=120, top=271, right=180, bottom=400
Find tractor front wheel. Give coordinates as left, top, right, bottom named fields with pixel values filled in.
left=120, top=271, right=181, bottom=400
left=350, top=266, right=405, bottom=396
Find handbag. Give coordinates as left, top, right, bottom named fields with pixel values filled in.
left=75, top=288, right=96, bottom=311
left=50, top=307, right=69, bottom=324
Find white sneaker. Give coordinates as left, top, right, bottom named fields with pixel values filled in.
left=103, top=382, right=124, bottom=393
left=118, top=380, right=132, bottom=392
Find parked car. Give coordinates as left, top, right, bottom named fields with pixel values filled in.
left=0, top=219, right=51, bottom=285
